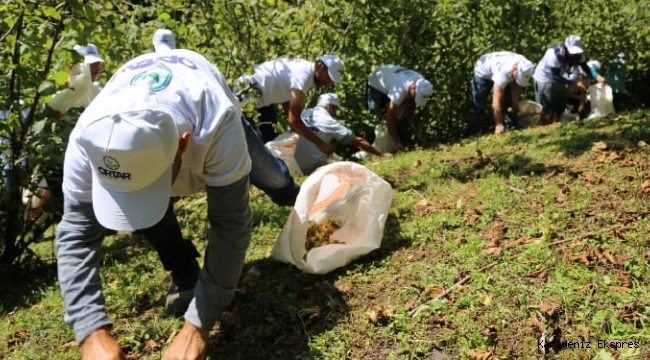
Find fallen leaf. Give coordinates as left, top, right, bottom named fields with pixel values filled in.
left=526, top=316, right=544, bottom=335
left=597, top=122, right=607, bottom=128
left=557, top=189, right=565, bottom=202
left=467, top=349, right=494, bottom=360
left=417, top=198, right=431, bottom=207
left=607, top=151, right=621, bottom=161
left=425, top=315, right=448, bottom=325
left=539, top=302, right=556, bottom=318
left=145, top=339, right=159, bottom=350
left=637, top=140, right=647, bottom=147
left=482, top=247, right=502, bottom=256
left=481, top=326, right=498, bottom=340
left=404, top=297, right=417, bottom=311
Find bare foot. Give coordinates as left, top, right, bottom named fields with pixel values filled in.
left=81, top=326, right=126, bottom=360
left=162, top=321, right=209, bottom=360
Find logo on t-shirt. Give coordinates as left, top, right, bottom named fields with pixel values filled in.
left=130, top=63, right=173, bottom=91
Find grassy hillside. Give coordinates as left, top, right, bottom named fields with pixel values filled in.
left=2, top=110, right=650, bottom=359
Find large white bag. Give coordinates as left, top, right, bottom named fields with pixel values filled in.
left=587, top=84, right=615, bottom=119
left=265, top=132, right=303, bottom=178
left=271, top=161, right=394, bottom=274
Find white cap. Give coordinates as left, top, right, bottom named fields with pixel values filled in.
left=565, top=34, right=583, bottom=48
left=564, top=35, right=583, bottom=55
left=321, top=55, right=344, bottom=83
left=587, top=60, right=601, bottom=71
left=153, top=29, right=176, bottom=52
left=80, top=85, right=179, bottom=231
left=516, top=59, right=535, bottom=87
left=74, top=44, right=104, bottom=64
left=414, top=79, right=433, bottom=107
left=567, top=46, right=583, bottom=55
left=317, top=93, right=341, bottom=108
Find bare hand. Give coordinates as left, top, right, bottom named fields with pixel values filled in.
left=494, top=124, right=505, bottom=134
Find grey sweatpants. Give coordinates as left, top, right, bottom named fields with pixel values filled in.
left=56, top=175, right=252, bottom=343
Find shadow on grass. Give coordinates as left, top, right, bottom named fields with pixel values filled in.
left=440, top=151, right=567, bottom=184
left=0, top=260, right=58, bottom=316
left=212, top=213, right=410, bottom=359
left=507, top=112, right=650, bottom=157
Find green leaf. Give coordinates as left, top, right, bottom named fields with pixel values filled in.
left=31, top=119, right=46, bottom=135
left=41, top=6, right=61, bottom=20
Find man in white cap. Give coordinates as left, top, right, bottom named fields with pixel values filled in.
left=47, top=44, right=105, bottom=116
left=465, top=51, right=535, bottom=136
left=236, top=55, right=345, bottom=149
left=295, top=93, right=385, bottom=175
left=366, top=65, right=433, bottom=152
left=533, top=35, right=606, bottom=125
left=55, top=48, right=252, bottom=359
left=135, top=30, right=298, bottom=321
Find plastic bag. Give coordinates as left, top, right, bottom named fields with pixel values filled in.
left=48, top=64, right=101, bottom=112
left=518, top=101, right=542, bottom=128
left=372, top=124, right=395, bottom=153
left=271, top=161, right=394, bottom=274
left=265, top=132, right=303, bottom=178
left=587, top=84, right=615, bottom=119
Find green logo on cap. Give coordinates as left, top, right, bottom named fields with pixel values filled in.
left=131, top=63, right=172, bottom=91
left=103, top=156, right=120, bottom=170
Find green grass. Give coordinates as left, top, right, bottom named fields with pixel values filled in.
left=3, top=110, right=650, bottom=359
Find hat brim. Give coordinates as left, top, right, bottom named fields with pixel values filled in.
left=92, top=165, right=172, bottom=231
left=415, top=96, right=429, bottom=107
left=328, top=69, right=342, bottom=84
left=84, top=55, right=104, bottom=64
left=516, top=73, right=530, bottom=87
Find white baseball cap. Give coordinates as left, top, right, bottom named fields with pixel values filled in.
left=317, top=93, right=341, bottom=108
left=153, top=29, right=177, bottom=52
left=414, top=79, right=433, bottom=107
left=80, top=85, right=179, bottom=230
left=587, top=60, right=601, bottom=71
left=321, top=55, right=344, bottom=83
left=74, top=44, right=104, bottom=64
left=565, top=35, right=582, bottom=48
left=516, top=59, right=535, bottom=87
left=566, top=46, right=583, bottom=55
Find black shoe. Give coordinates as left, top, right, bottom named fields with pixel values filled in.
left=165, top=260, right=200, bottom=315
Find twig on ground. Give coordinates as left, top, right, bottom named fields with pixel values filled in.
left=542, top=228, right=618, bottom=248
left=409, top=189, right=433, bottom=205
left=507, top=185, right=526, bottom=194
left=410, top=262, right=497, bottom=318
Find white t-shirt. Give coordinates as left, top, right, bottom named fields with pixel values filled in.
left=251, top=58, right=316, bottom=107
left=367, top=65, right=424, bottom=106
left=295, top=107, right=354, bottom=175
left=533, top=48, right=564, bottom=84
left=473, top=51, right=525, bottom=89
left=62, top=49, right=251, bottom=202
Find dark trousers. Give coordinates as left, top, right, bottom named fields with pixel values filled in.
left=465, top=76, right=519, bottom=137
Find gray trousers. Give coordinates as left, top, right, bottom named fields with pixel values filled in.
left=56, top=175, right=252, bottom=343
